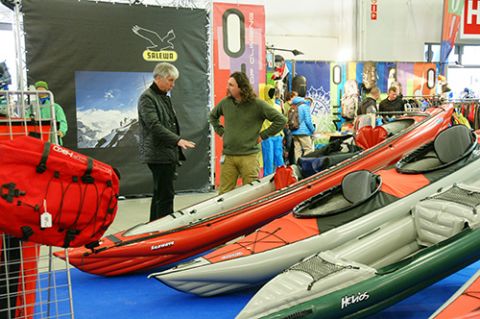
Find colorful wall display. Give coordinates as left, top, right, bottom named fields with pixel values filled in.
left=289, top=60, right=438, bottom=133
left=294, top=61, right=438, bottom=107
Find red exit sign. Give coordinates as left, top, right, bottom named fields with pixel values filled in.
left=462, top=0, right=480, bottom=38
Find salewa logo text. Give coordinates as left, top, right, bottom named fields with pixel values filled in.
left=132, top=25, right=178, bottom=62
left=341, top=291, right=369, bottom=309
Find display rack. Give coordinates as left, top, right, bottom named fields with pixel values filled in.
left=0, top=90, right=74, bottom=319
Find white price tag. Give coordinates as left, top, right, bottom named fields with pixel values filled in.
left=41, top=199, right=52, bottom=228
left=41, top=212, right=52, bottom=228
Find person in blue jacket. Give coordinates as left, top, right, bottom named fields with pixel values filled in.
left=290, top=96, right=315, bottom=162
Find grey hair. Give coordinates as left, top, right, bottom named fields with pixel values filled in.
left=153, top=63, right=179, bottom=80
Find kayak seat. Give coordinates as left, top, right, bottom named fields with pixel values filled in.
left=434, top=125, right=473, bottom=164
left=298, top=152, right=360, bottom=178
left=342, top=170, right=379, bottom=204
left=294, top=170, right=381, bottom=218
left=413, top=184, right=480, bottom=246
left=396, top=125, right=476, bottom=173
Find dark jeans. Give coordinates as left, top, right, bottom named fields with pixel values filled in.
left=283, top=128, right=295, bottom=165
left=147, top=163, right=176, bottom=222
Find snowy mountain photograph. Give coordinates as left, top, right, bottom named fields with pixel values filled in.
left=75, top=70, right=151, bottom=148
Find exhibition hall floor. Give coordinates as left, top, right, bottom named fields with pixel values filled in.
left=64, top=193, right=480, bottom=319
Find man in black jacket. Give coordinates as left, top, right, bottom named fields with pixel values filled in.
left=138, top=63, right=195, bottom=221
left=379, top=86, right=405, bottom=118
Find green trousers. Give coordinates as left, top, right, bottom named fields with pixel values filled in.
left=219, top=153, right=260, bottom=194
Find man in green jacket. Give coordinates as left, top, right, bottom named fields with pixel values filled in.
left=34, top=81, right=68, bottom=145
left=138, top=62, right=195, bottom=221
left=210, top=72, right=287, bottom=194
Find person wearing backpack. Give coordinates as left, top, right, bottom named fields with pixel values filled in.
left=358, top=86, right=380, bottom=115
left=290, top=96, right=315, bottom=163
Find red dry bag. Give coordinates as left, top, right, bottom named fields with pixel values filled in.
left=0, top=136, right=119, bottom=248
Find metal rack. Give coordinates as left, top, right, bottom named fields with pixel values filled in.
left=0, top=89, right=74, bottom=319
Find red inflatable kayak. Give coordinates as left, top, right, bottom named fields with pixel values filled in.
left=431, top=269, right=480, bottom=319
left=56, top=106, right=454, bottom=276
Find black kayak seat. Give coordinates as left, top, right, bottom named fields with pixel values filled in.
left=434, top=125, right=473, bottom=164
left=293, top=170, right=381, bottom=218
left=396, top=124, right=476, bottom=174
left=342, top=170, right=378, bottom=203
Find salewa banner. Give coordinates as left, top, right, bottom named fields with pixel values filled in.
left=22, top=0, right=210, bottom=195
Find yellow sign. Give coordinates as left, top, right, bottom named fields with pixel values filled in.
left=143, top=50, right=178, bottom=62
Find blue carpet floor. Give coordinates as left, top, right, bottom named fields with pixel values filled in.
left=67, top=260, right=480, bottom=318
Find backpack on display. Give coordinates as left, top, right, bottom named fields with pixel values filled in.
left=288, top=104, right=300, bottom=130
left=0, top=136, right=120, bottom=248
left=341, top=79, right=359, bottom=120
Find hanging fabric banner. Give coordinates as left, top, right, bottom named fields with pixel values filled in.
left=439, top=0, right=465, bottom=75
left=212, top=2, right=266, bottom=186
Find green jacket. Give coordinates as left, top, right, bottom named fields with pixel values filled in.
left=209, top=96, right=286, bottom=155
left=39, top=100, right=68, bottom=144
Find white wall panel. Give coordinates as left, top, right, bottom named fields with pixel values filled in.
left=265, top=0, right=356, bottom=61
left=265, top=0, right=444, bottom=62
left=358, top=0, right=443, bottom=61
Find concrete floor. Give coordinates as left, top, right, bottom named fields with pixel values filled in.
left=108, top=192, right=217, bottom=234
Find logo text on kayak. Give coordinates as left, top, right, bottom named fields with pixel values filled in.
left=341, top=291, right=369, bottom=309
left=151, top=241, right=175, bottom=250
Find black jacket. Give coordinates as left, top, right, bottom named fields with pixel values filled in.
left=137, top=83, right=186, bottom=164
left=379, top=97, right=405, bottom=114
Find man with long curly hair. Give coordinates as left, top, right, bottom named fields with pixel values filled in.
left=210, top=72, right=286, bottom=194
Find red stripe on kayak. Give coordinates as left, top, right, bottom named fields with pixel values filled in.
left=434, top=275, right=480, bottom=319
left=379, top=168, right=430, bottom=198
left=206, top=214, right=319, bottom=263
